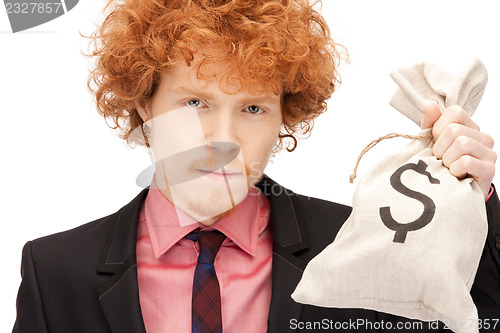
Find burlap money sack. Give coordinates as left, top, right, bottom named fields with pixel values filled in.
left=291, top=58, right=489, bottom=333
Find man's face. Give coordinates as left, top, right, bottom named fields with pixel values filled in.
left=136, top=56, right=283, bottom=225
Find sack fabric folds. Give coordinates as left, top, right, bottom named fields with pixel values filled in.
left=291, top=59, right=489, bottom=333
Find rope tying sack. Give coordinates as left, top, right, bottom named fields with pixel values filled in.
left=349, top=132, right=432, bottom=183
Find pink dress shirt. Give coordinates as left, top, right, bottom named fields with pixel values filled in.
left=136, top=175, right=273, bottom=333
left=486, top=185, right=495, bottom=202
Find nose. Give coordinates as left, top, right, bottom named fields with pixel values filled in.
left=208, top=141, right=240, bottom=168
left=209, top=141, right=239, bottom=155
left=201, top=107, right=241, bottom=166
left=202, top=107, right=239, bottom=147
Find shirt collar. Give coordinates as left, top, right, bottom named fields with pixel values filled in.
left=144, top=174, right=269, bottom=259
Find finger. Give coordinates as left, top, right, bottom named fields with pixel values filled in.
left=421, top=103, right=442, bottom=129
left=441, top=136, right=498, bottom=168
left=432, top=105, right=480, bottom=140
left=449, top=156, right=495, bottom=198
left=433, top=123, right=495, bottom=158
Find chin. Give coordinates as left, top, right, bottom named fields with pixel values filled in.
left=170, top=182, right=245, bottom=222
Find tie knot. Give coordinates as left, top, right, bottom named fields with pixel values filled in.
left=185, top=229, right=226, bottom=264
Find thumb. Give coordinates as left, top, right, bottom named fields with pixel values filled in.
left=421, top=103, right=442, bottom=129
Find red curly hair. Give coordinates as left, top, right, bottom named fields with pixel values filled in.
left=85, top=0, right=343, bottom=152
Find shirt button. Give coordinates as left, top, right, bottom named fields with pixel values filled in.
left=496, top=235, right=500, bottom=250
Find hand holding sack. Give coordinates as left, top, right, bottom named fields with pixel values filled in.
left=291, top=59, right=489, bottom=333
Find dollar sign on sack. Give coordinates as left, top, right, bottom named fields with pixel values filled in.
left=380, top=160, right=440, bottom=243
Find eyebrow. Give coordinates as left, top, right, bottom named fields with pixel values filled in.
left=242, top=94, right=280, bottom=105
left=173, top=86, right=280, bottom=105
left=174, top=86, right=215, bottom=100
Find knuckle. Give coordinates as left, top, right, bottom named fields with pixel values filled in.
left=483, top=163, right=496, bottom=182
left=449, top=162, right=462, bottom=177
left=488, top=163, right=496, bottom=176
left=446, top=105, right=465, bottom=118
left=432, top=145, right=443, bottom=158
left=454, top=135, right=469, bottom=150
left=441, top=154, right=451, bottom=167
left=460, top=155, right=474, bottom=170
left=443, top=123, right=461, bottom=139
left=484, top=133, right=495, bottom=148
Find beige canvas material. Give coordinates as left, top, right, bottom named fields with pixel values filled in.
left=389, top=58, right=488, bottom=125
left=291, top=59, right=489, bottom=333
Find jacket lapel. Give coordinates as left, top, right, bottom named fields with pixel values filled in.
left=94, top=176, right=310, bottom=333
left=96, top=188, right=149, bottom=333
left=257, top=176, right=310, bottom=333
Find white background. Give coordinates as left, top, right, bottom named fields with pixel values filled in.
left=1, top=0, right=499, bottom=329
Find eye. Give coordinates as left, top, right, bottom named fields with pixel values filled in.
left=186, top=99, right=206, bottom=108
left=244, top=105, right=264, bottom=114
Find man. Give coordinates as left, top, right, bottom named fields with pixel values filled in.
left=13, top=0, right=499, bottom=332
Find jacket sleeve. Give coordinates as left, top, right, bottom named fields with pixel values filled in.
left=470, top=184, right=500, bottom=331
left=12, top=241, right=49, bottom=333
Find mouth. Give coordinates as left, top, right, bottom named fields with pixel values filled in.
left=196, top=168, right=243, bottom=181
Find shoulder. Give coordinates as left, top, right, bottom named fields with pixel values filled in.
left=293, top=193, right=352, bottom=259
left=258, top=174, right=352, bottom=261
left=258, top=175, right=351, bottom=250
left=27, top=188, right=148, bottom=260
left=295, top=192, right=352, bottom=222
left=26, top=211, right=118, bottom=272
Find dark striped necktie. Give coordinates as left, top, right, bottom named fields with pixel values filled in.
left=184, top=229, right=226, bottom=333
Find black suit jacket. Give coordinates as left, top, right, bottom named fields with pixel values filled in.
left=12, top=175, right=500, bottom=332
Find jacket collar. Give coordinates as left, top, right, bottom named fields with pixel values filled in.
left=256, top=175, right=309, bottom=331
left=256, top=175, right=310, bottom=253
left=96, top=174, right=309, bottom=332
left=97, top=187, right=149, bottom=274
left=95, top=188, right=149, bottom=333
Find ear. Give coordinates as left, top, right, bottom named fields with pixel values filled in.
left=135, top=99, right=151, bottom=122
